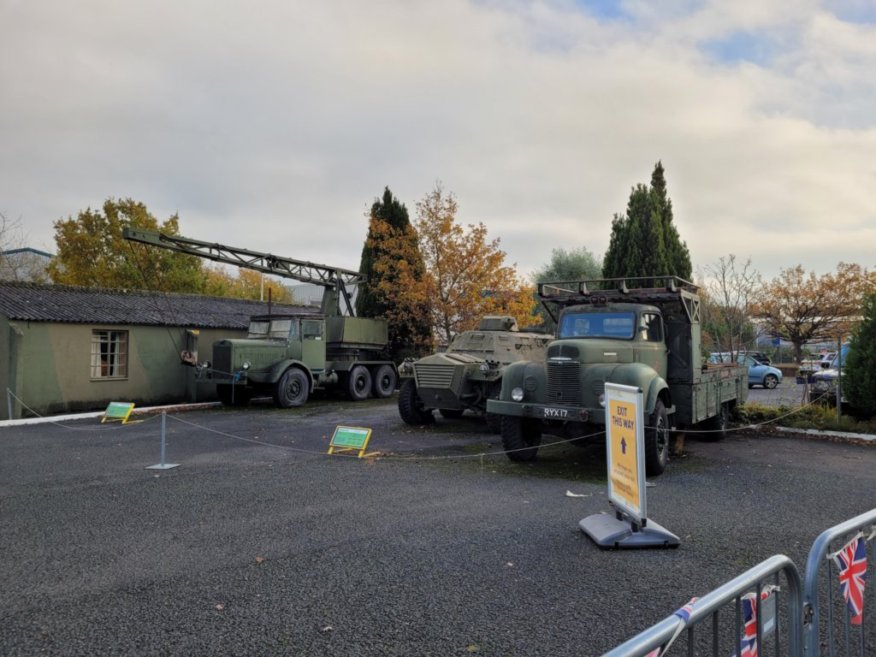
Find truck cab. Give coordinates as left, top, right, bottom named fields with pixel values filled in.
left=207, top=313, right=326, bottom=405
left=555, top=303, right=668, bottom=379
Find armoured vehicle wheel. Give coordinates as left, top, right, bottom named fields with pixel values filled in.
left=645, top=399, right=670, bottom=476
left=763, top=374, right=779, bottom=389
left=348, top=366, right=372, bottom=401
left=398, top=379, right=434, bottom=425
left=501, top=416, right=542, bottom=462
left=700, top=402, right=729, bottom=442
left=273, top=369, right=309, bottom=408
left=439, top=409, right=464, bottom=419
left=217, top=384, right=251, bottom=407
left=371, top=365, right=397, bottom=399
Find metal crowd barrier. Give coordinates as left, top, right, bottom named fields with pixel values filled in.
left=803, top=508, right=876, bottom=657
left=604, top=509, right=876, bottom=657
left=603, top=554, right=803, bottom=657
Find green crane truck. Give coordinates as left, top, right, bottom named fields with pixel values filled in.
left=122, top=228, right=398, bottom=408
left=486, top=277, right=748, bottom=476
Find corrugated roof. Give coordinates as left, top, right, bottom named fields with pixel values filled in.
left=0, top=282, right=313, bottom=330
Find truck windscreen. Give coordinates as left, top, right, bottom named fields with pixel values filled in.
left=558, top=312, right=635, bottom=339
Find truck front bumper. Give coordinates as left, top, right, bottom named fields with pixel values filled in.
left=486, top=399, right=597, bottom=424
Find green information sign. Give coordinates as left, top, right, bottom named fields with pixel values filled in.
left=328, top=426, right=373, bottom=457
left=102, top=401, right=135, bottom=424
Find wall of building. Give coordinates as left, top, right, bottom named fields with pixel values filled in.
left=2, top=321, right=247, bottom=419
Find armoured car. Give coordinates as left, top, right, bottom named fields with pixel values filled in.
left=398, top=316, right=550, bottom=429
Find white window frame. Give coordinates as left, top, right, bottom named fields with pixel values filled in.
left=91, top=329, right=129, bottom=379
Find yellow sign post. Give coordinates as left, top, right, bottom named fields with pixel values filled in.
left=579, top=383, right=679, bottom=549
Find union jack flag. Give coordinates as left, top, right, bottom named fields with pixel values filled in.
left=733, top=589, right=776, bottom=657
left=738, top=594, right=760, bottom=657
left=835, top=535, right=868, bottom=626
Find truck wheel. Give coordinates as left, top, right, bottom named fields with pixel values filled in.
left=484, top=413, right=501, bottom=434
left=348, top=366, right=372, bottom=401
left=439, top=409, right=464, bottom=419
left=645, top=399, right=670, bottom=476
left=273, top=369, right=309, bottom=408
left=398, top=378, right=434, bottom=425
left=217, top=384, right=251, bottom=407
left=371, top=365, right=397, bottom=398
left=501, top=416, right=542, bottom=462
left=763, top=374, right=779, bottom=389
left=700, top=402, right=729, bottom=442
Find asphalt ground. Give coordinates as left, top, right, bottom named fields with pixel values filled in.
left=1, top=393, right=874, bottom=656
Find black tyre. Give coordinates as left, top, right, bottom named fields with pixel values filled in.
left=397, top=378, right=434, bottom=425
left=763, top=374, right=779, bottom=389
left=484, top=413, right=502, bottom=434
left=439, top=408, right=464, bottom=419
left=501, top=416, right=542, bottom=462
left=645, top=399, right=670, bottom=476
left=348, top=365, right=372, bottom=401
left=272, top=369, right=309, bottom=408
left=699, top=402, right=729, bottom=442
left=371, top=365, right=397, bottom=398
left=217, top=384, right=251, bottom=407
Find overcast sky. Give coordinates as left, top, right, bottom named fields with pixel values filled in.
left=2, top=0, right=874, bottom=286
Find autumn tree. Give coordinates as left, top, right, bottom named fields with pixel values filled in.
left=698, top=255, right=762, bottom=356
left=415, top=185, right=535, bottom=345
left=750, top=263, right=876, bottom=363
left=48, top=198, right=205, bottom=292
left=531, top=246, right=602, bottom=328
left=203, top=266, right=294, bottom=303
left=603, top=161, right=692, bottom=282
left=844, top=292, right=876, bottom=417
left=356, top=187, right=432, bottom=359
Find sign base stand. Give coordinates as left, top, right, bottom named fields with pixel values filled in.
left=579, top=512, right=680, bottom=550
left=146, top=463, right=179, bottom=470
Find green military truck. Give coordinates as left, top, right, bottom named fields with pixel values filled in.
left=123, top=228, right=398, bottom=408
left=397, top=315, right=550, bottom=429
left=486, top=277, right=748, bottom=475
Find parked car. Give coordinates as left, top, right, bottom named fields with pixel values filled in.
left=819, top=352, right=837, bottom=368
left=746, top=351, right=772, bottom=365
left=709, top=352, right=783, bottom=389
left=812, top=345, right=850, bottom=405
left=709, top=350, right=771, bottom=365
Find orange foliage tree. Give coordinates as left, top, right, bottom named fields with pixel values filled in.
left=750, top=263, right=876, bottom=362
left=203, top=266, right=293, bottom=304
left=413, top=185, right=536, bottom=345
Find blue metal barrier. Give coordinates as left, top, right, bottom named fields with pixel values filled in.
left=803, top=508, right=876, bottom=657
left=603, top=554, right=803, bottom=657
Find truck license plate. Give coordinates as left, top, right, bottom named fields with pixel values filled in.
left=543, top=407, right=569, bottom=419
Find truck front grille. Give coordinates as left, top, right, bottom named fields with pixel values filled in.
left=212, top=343, right=232, bottom=377
left=415, top=364, right=456, bottom=389
left=547, top=360, right=580, bottom=404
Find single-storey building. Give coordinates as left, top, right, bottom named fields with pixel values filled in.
left=0, top=282, right=308, bottom=419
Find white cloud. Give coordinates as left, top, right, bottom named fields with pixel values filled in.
left=0, top=0, right=873, bottom=288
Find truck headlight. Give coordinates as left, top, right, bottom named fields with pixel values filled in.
left=241, top=360, right=251, bottom=370
left=479, top=362, right=490, bottom=373
left=511, top=387, right=525, bottom=402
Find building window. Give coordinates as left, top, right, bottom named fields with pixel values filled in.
left=91, top=330, right=128, bottom=379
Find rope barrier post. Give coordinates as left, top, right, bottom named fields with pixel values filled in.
left=146, top=412, right=179, bottom=470
left=7, top=388, right=13, bottom=421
